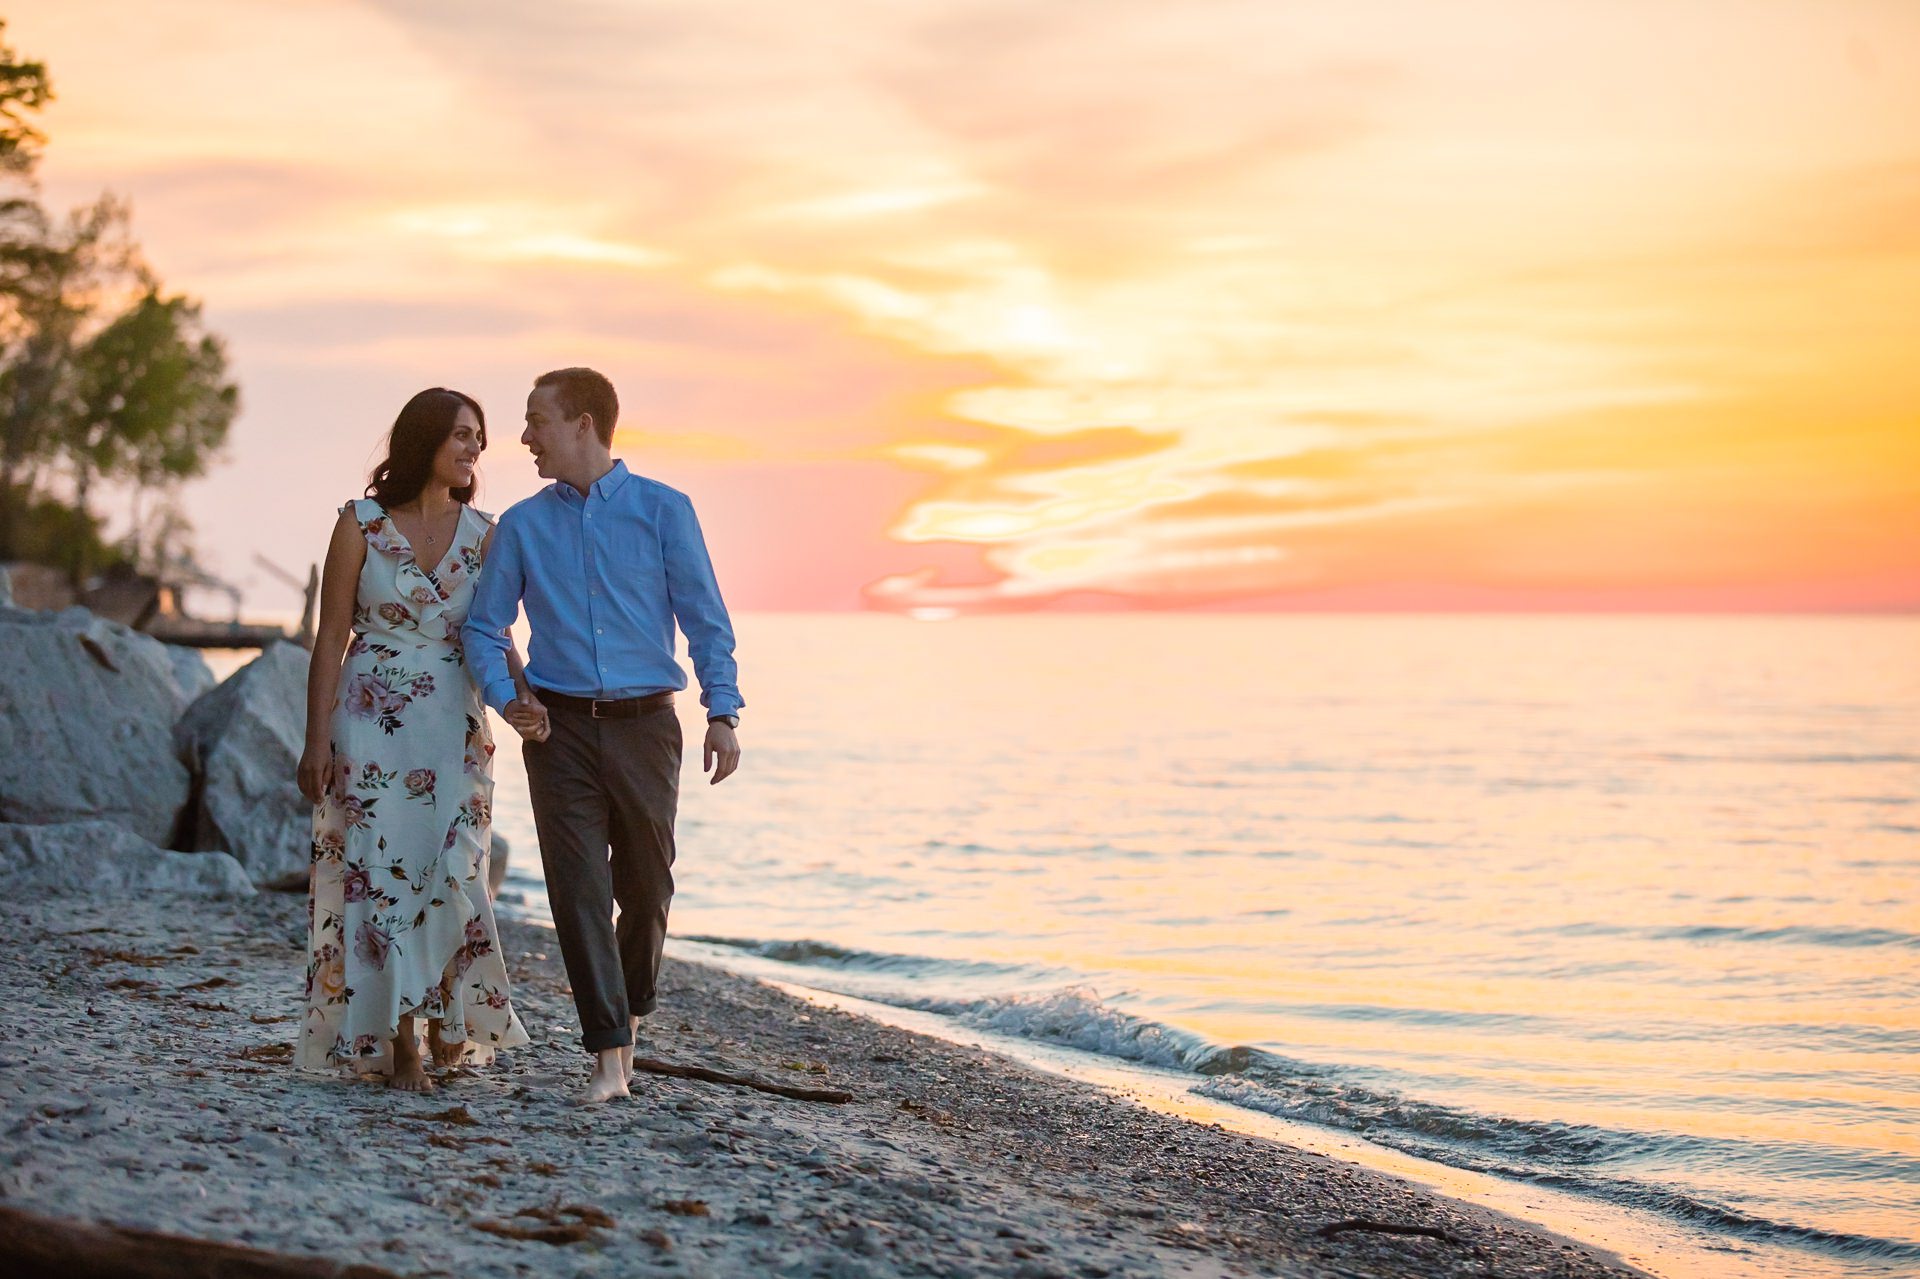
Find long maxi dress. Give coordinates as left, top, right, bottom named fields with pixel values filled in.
left=297, top=498, right=530, bottom=1071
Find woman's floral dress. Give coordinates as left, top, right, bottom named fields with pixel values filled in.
left=298, top=498, right=530, bottom=1071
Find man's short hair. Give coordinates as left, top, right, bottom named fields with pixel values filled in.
left=534, top=367, right=618, bottom=446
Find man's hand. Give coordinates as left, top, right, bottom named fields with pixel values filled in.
left=703, top=720, right=741, bottom=784
left=504, top=694, right=550, bottom=742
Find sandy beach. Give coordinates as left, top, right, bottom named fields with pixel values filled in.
left=0, top=888, right=1647, bottom=1279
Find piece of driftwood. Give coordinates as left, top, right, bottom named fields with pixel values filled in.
left=261, top=869, right=310, bottom=893
left=630, top=1054, right=852, bottom=1103
left=473, top=1219, right=597, bottom=1246
left=472, top=1204, right=613, bottom=1246
left=0, top=1202, right=404, bottom=1278
left=1317, top=1217, right=1462, bottom=1245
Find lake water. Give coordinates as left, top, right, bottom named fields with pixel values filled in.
left=465, top=614, right=1915, bottom=1278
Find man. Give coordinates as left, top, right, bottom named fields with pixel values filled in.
left=463, top=367, right=743, bottom=1104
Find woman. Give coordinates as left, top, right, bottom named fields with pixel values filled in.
left=294, top=387, right=538, bottom=1089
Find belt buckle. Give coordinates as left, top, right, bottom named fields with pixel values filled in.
left=591, top=698, right=611, bottom=719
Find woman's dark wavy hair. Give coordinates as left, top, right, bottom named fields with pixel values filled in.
left=366, top=388, right=487, bottom=509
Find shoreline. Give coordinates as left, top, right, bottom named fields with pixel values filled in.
left=740, top=971, right=1706, bottom=1279
left=1, top=889, right=1649, bottom=1278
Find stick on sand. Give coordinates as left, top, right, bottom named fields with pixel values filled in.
left=630, top=1055, right=853, bottom=1103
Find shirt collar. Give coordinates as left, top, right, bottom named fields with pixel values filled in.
left=557, top=459, right=632, bottom=504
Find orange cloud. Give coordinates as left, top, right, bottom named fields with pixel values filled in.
left=12, top=0, right=1918, bottom=611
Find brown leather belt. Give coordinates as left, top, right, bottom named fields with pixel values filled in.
left=533, top=688, right=675, bottom=719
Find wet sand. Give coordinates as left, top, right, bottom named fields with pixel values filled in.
left=0, top=890, right=1646, bottom=1278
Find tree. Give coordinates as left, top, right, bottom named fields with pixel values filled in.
left=0, top=20, right=47, bottom=175
left=63, top=288, right=237, bottom=577
left=0, top=195, right=145, bottom=562
left=0, top=19, right=56, bottom=557
left=0, top=20, right=236, bottom=576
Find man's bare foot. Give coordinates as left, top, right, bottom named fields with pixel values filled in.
left=582, top=1049, right=629, bottom=1104
left=426, top=1020, right=463, bottom=1068
left=620, top=1014, right=642, bottom=1082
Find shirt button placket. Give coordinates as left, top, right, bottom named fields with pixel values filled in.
left=582, top=498, right=602, bottom=694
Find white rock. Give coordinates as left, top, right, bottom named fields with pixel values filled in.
left=0, top=821, right=253, bottom=897
left=173, top=642, right=311, bottom=881
left=163, top=645, right=217, bottom=702
left=0, top=608, right=191, bottom=844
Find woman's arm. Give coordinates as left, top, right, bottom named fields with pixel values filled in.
left=478, top=524, right=547, bottom=741
left=504, top=646, right=545, bottom=740
left=296, top=511, right=368, bottom=804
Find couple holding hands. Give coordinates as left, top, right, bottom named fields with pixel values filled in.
left=293, top=367, right=742, bottom=1104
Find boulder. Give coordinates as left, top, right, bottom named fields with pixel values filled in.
left=163, top=645, right=217, bottom=702
left=173, top=641, right=311, bottom=881
left=0, top=564, right=11, bottom=608
left=0, top=607, right=192, bottom=845
left=0, top=821, right=253, bottom=897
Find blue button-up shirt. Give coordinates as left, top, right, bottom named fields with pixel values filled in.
left=462, top=460, right=743, bottom=720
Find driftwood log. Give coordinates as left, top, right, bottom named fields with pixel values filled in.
left=0, top=1202, right=404, bottom=1278
left=1316, top=1217, right=1462, bottom=1245
left=630, top=1054, right=852, bottom=1103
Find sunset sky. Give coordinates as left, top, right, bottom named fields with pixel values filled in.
left=12, top=0, right=1919, bottom=613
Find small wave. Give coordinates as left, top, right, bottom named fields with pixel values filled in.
left=1530, top=1173, right=1920, bottom=1263
left=1528, top=920, right=1920, bottom=949
left=1198, top=1076, right=1920, bottom=1263
left=681, top=935, right=1040, bottom=984
left=686, top=933, right=1920, bottom=1264
left=908, top=986, right=1292, bottom=1077
left=1300, top=1002, right=1562, bottom=1033
left=1194, top=1074, right=1642, bottom=1166
left=1649, top=923, right=1920, bottom=949
left=1649, top=751, right=1919, bottom=766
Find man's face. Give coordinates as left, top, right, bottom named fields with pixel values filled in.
left=522, top=384, right=585, bottom=479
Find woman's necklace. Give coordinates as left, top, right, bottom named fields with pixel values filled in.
left=398, top=501, right=458, bottom=556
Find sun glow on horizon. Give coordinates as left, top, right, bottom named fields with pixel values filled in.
left=13, top=0, right=1919, bottom=612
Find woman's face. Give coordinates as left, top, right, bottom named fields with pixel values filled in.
left=431, top=405, right=484, bottom=492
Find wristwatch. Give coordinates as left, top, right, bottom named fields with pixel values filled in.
left=708, top=714, right=739, bottom=729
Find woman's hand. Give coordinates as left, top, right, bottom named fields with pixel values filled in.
left=504, top=693, right=550, bottom=743
left=296, top=742, right=332, bottom=805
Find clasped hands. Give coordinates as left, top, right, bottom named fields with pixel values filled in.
left=503, top=693, right=551, bottom=742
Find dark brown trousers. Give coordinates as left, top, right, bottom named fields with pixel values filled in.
left=523, top=701, right=681, bottom=1053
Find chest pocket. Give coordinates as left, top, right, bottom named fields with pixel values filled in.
left=609, top=508, right=670, bottom=595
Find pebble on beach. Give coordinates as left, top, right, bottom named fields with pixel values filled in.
left=0, top=891, right=1647, bottom=1279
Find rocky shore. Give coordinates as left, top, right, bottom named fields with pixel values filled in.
left=0, top=584, right=1645, bottom=1277
left=0, top=581, right=508, bottom=896
left=0, top=889, right=1645, bottom=1279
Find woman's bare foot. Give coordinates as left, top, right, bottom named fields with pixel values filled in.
left=388, top=1015, right=435, bottom=1093
left=582, top=1049, right=628, bottom=1104
left=426, top=1020, right=463, bottom=1069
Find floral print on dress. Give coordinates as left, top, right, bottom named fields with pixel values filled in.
left=298, top=497, right=530, bottom=1071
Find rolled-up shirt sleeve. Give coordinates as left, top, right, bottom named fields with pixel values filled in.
left=661, top=493, right=743, bottom=719
left=462, top=515, right=525, bottom=716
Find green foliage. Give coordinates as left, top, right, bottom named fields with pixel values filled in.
left=67, top=288, right=238, bottom=493
left=0, top=21, right=50, bottom=175
left=0, top=23, right=236, bottom=577
left=0, top=479, right=123, bottom=573
left=0, top=196, right=144, bottom=482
